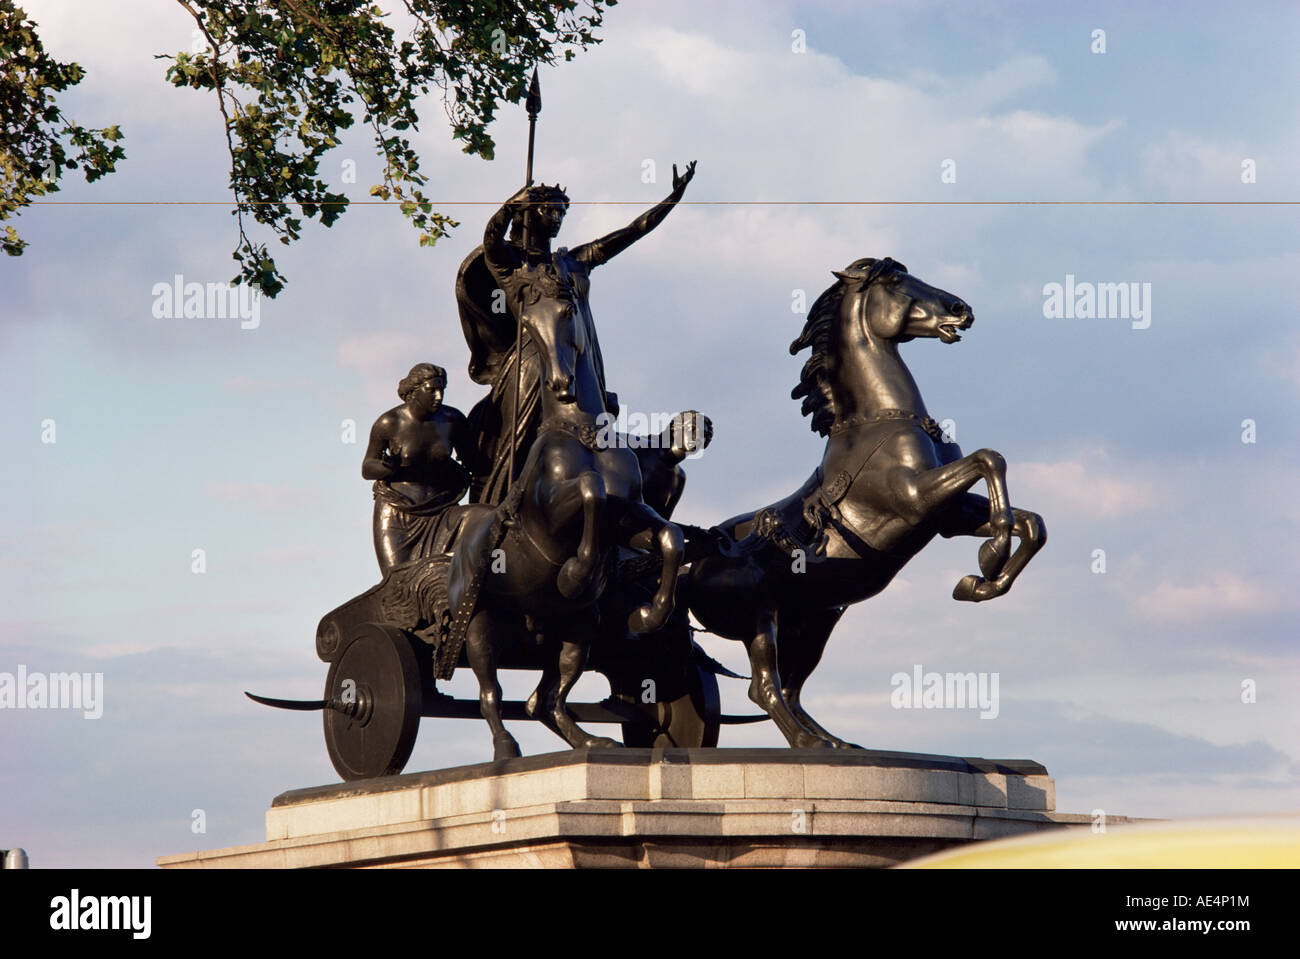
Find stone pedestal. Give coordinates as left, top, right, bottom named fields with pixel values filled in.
left=158, top=748, right=1119, bottom=868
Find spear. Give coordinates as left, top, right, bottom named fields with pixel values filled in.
left=525, top=65, right=541, bottom=186
left=509, top=66, right=541, bottom=494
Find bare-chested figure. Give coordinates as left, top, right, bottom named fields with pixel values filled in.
left=363, top=363, right=472, bottom=574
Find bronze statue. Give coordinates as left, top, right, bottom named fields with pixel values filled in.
left=685, top=257, right=1047, bottom=748
left=455, top=162, right=695, bottom=505
left=247, top=72, right=1048, bottom=782
left=443, top=224, right=691, bottom=759
left=249, top=255, right=1047, bottom=778
left=362, top=363, right=471, bottom=574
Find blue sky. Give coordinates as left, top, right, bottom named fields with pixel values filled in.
left=2, top=0, right=1298, bottom=866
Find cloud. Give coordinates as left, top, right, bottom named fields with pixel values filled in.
left=336, top=332, right=424, bottom=380
left=244, top=544, right=344, bottom=568
left=1137, top=572, right=1282, bottom=622
left=1015, top=450, right=1161, bottom=519
left=1258, top=333, right=1300, bottom=399
left=1139, top=132, right=1254, bottom=197
left=546, top=21, right=1123, bottom=219
left=219, top=375, right=314, bottom=394
left=958, top=55, right=1057, bottom=109
left=202, top=481, right=320, bottom=510
left=1024, top=701, right=1294, bottom=780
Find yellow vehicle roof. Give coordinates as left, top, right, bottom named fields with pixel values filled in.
left=899, top=815, right=1300, bottom=868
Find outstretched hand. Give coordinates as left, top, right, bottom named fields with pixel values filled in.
left=672, top=161, right=697, bottom=194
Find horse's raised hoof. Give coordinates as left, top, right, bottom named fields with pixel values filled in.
left=978, top=536, right=1010, bottom=580
left=953, top=574, right=984, bottom=602
left=954, top=574, right=1003, bottom=602
left=579, top=736, right=621, bottom=750
left=627, top=603, right=667, bottom=635
left=493, top=733, right=522, bottom=761
left=557, top=557, right=591, bottom=599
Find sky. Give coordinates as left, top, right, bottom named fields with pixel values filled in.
left=1, top=0, right=1298, bottom=867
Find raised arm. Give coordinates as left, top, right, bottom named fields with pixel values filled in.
left=572, top=161, right=696, bottom=268
left=483, top=186, right=530, bottom=278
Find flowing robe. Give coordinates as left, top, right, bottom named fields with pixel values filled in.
left=455, top=241, right=614, bottom=506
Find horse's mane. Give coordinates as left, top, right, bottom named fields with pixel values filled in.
left=790, top=257, right=905, bottom=436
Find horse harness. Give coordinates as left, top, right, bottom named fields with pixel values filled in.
left=538, top=414, right=608, bottom=452
left=750, top=409, right=946, bottom=558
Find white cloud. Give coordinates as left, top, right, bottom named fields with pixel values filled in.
left=1139, top=132, right=1255, bottom=197
left=1259, top=333, right=1300, bottom=399
left=336, top=331, right=424, bottom=380
left=203, top=481, right=320, bottom=510
left=1015, top=450, right=1161, bottom=519
left=926, top=260, right=983, bottom=296
left=1137, top=572, right=1282, bottom=622
left=959, top=54, right=1058, bottom=109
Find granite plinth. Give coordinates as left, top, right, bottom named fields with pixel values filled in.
left=158, top=748, right=1120, bottom=868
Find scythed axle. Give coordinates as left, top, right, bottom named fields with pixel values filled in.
left=245, top=689, right=766, bottom=725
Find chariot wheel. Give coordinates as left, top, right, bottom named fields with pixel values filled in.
left=323, top=623, right=422, bottom=781
left=620, top=662, right=721, bottom=748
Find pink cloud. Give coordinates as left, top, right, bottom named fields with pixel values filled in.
left=1137, top=573, right=1281, bottom=622
left=202, top=481, right=319, bottom=510
left=1015, top=450, right=1160, bottom=519
left=337, top=332, right=423, bottom=380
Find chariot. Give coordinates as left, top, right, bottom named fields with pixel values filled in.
left=248, top=546, right=761, bottom=781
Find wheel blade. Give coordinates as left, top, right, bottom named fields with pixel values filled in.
left=245, top=690, right=328, bottom=711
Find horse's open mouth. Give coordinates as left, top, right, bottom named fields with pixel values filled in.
left=938, top=323, right=963, bottom=343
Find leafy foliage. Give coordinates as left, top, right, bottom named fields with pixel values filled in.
left=163, top=0, right=614, bottom=297
left=0, top=0, right=125, bottom=256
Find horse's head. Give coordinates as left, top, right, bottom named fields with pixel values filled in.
left=523, top=290, right=587, bottom=405
left=833, top=257, right=973, bottom=345
left=791, top=258, right=974, bottom=434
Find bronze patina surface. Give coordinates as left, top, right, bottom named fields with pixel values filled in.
left=247, top=75, right=1044, bottom=781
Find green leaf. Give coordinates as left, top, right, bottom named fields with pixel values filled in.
left=154, top=0, right=613, bottom=296
left=0, top=3, right=124, bottom=256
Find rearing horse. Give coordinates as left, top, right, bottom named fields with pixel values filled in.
left=445, top=259, right=685, bottom=759
left=686, top=257, right=1046, bottom=749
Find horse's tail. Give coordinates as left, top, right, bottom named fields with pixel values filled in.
left=438, top=490, right=523, bottom=679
